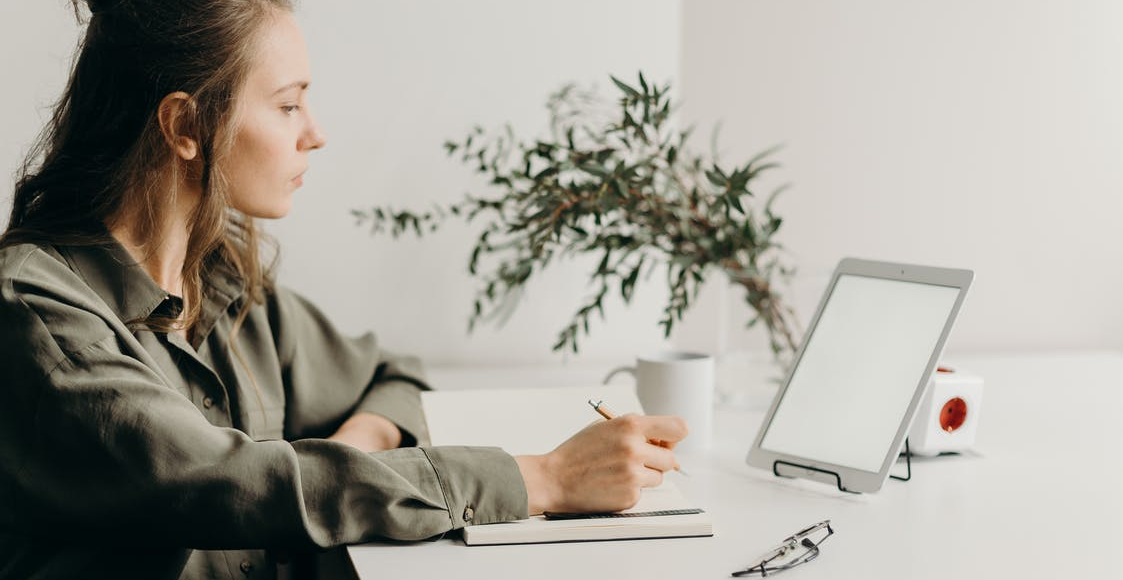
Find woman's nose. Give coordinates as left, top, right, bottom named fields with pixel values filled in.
left=301, top=113, right=327, bottom=151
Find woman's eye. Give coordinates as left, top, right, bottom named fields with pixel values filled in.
left=281, top=105, right=300, bottom=114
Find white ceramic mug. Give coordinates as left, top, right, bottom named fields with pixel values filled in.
left=603, top=351, right=715, bottom=452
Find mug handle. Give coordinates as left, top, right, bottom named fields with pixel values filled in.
left=603, top=366, right=636, bottom=385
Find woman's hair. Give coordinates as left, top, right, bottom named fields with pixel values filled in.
left=3, top=0, right=294, bottom=338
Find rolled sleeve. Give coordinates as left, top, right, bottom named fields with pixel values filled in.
left=421, top=447, right=529, bottom=527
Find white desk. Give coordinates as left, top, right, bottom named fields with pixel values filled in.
left=347, top=351, right=1123, bottom=579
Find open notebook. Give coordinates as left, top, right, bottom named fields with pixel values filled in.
left=421, top=384, right=713, bottom=545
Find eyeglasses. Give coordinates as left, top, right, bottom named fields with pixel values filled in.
left=731, top=520, right=834, bottom=577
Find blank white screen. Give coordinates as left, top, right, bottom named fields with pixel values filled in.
left=760, top=274, right=960, bottom=472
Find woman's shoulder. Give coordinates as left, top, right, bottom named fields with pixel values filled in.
left=0, top=241, right=117, bottom=365
left=0, top=241, right=72, bottom=289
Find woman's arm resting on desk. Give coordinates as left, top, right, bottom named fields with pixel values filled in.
left=515, top=414, right=688, bottom=515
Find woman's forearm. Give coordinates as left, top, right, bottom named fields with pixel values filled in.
left=327, top=412, right=404, bottom=452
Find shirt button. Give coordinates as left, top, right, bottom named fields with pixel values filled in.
left=203, top=397, right=214, bottom=409
left=463, top=506, right=475, bottom=522
left=240, top=560, right=253, bottom=574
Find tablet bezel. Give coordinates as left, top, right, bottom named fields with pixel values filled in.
left=746, top=257, right=974, bottom=493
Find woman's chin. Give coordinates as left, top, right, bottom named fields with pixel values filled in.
left=236, top=196, right=294, bottom=220
left=257, top=205, right=292, bottom=220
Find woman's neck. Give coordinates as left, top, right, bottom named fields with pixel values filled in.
left=109, top=180, right=201, bottom=298
left=110, top=222, right=190, bottom=298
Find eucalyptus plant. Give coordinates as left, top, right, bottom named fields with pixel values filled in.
left=353, top=72, right=801, bottom=362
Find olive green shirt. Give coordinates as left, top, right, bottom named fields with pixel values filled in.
left=0, top=239, right=528, bottom=579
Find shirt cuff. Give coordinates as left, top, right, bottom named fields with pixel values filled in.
left=355, top=380, right=430, bottom=447
left=420, top=446, right=529, bottom=528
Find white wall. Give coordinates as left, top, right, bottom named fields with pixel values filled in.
left=4, top=1, right=1119, bottom=367
left=681, top=0, right=1123, bottom=356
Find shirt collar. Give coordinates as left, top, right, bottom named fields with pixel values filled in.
left=59, top=235, right=246, bottom=334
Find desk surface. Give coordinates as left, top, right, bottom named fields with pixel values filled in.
left=347, top=351, right=1123, bottom=579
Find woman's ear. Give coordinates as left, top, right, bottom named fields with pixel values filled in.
left=157, top=91, right=199, bottom=161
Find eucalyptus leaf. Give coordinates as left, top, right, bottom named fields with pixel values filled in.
left=610, top=75, right=640, bottom=98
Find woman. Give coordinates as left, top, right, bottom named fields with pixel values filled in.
left=0, top=1, right=688, bottom=578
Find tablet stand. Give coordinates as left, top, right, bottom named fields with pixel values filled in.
left=771, top=438, right=913, bottom=494
left=890, top=438, right=912, bottom=482
left=772, top=459, right=861, bottom=494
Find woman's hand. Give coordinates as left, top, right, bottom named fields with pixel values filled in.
left=515, top=414, right=688, bottom=515
left=327, top=412, right=403, bottom=452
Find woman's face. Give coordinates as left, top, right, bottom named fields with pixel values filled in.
left=223, top=10, right=325, bottom=219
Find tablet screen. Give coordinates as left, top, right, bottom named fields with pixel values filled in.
left=759, top=274, right=961, bottom=472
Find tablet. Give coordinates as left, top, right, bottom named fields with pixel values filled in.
left=746, top=258, right=973, bottom=493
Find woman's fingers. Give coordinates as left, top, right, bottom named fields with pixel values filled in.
left=632, top=414, right=690, bottom=444
left=640, top=443, right=679, bottom=474
left=535, top=413, right=690, bottom=514
left=638, top=465, right=665, bottom=489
